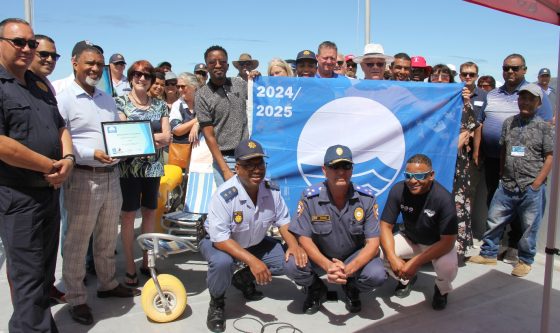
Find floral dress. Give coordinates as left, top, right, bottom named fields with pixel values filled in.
left=453, top=105, right=478, bottom=256
left=115, top=95, right=169, bottom=178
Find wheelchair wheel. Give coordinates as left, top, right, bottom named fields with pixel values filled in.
left=141, top=274, right=187, bottom=323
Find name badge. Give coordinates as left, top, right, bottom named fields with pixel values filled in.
left=511, top=146, right=525, bottom=157
left=311, top=215, right=331, bottom=222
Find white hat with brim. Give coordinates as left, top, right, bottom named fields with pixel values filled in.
left=353, top=43, right=393, bottom=64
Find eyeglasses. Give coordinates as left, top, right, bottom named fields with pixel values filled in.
left=132, top=71, right=152, bottom=80
left=176, top=84, right=186, bottom=89
left=237, top=61, right=252, bottom=67
left=165, top=81, right=177, bottom=87
left=364, top=62, right=385, bottom=68
left=37, top=51, right=60, bottom=61
left=430, top=73, right=450, bottom=81
left=337, top=61, right=344, bottom=66
left=460, top=72, right=477, bottom=78
left=113, top=61, right=125, bottom=66
left=404, top=170, right=433, bottom=181
left=502, top=65, right=524, bottom=72
left=0, top=37, right=39, bottom=49
left=238, top=161, right=266, bottom=171
left=328, top=162, right=353, bottom=170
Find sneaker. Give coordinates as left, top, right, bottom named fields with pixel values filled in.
left=394, top=275, right=417, bottom=298
left=511, top=261, right=532, bottom=277
left=432, top=285, right=448, bottom=310
left=468, top=255, right=497, bottom=265
left=502, top=248, right=519, bottom=264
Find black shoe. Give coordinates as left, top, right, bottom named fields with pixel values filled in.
left=97, top=283, right=141, bottom=298
left=432, top=285, right=448, bottom=310
left=341, top=279, right=361, bottom=313
left=302, top=276, right=327, bottom=314
left=232, top=267, right=264, bottom=301
left=69, top=304, right=93, bottom=325
left=394, top=275, right=417, bottom=298
left=457, top=253, right=466, bottom=268
left=207, top=295, right=225, bottom=332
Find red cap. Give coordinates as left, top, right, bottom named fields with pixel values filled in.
left=345, top=54, right=355, bottom=62
left=411, top=56, right=429, bottom=68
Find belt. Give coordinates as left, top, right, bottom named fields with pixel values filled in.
left=75, top=164, right=117, bottom=173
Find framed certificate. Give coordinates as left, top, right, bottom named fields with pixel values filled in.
left=101, top=120, right=156, bottom=158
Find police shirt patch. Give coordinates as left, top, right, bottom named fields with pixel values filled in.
left=354, top=207, right=364, bottom=222
left=297, top=200, right=304, bottom=217
left=220, top=186, right=239, bottom=202
left=233, top=211, right=243, bottom=223
left=264, top=180, right=279, bottom=191
left=311, top=215, right=330, bottom=222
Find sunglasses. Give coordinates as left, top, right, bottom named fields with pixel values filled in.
left=502, top=65, right=524, bottom=72
left=195, top=71, right=208, bottom=76
left=132, top=71, right=152, bottom=80
left=37, top=51, right=60, bottom=61
left=238, top=161, right=266, bottom=171
left=176, top=84, right=187, bottom=89
left=328, top=162, right=353, bottom=170
left=0, top=37, right=39, bottom=49
left=430, top=73, right=450, bottom=81
left=165, top=81, right=177, bottom=86
left=337, top=61, right=344, bottom=66
left=364, top=62, right=385, bottom=68
left=346, top=63, right=357, bottom=68
left=460, top=72, right=477, bottom=78
left=404, top=170, right=432, bottom=181
left=237, top=61, right=252, bottom=67
left=113, top=61, right=126, bottom=66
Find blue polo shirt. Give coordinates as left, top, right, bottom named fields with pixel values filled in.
left=478, top=80, right=552, bottom=158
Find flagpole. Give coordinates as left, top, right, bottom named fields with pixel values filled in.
left=364, top=0, right=371, bottom=44
left=23, top=0, right=33, bottom=27
left=540, top=31, right=560, bottom=333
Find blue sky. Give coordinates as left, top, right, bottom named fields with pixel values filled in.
left=4, top=0, right=559, bottom=82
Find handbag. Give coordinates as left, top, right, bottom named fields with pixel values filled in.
left=168, top=142, right=192, bottom=170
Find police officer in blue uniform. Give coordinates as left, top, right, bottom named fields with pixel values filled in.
left=0, top=18, right=74, bottom=332
left=286, top=144, right=386, bottom=314
left=200, top=139, right=307, bottom=333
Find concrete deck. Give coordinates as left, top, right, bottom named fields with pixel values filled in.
left=1, top=234, right=559, bottom=333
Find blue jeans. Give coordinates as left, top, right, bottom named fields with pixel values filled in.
left=199, top=236, right=285, bottom=297
left=480, top=182, right=546, bottom=264
left=212, top=155, right=236, bottom=187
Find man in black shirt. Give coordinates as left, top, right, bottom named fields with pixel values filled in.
left=380, top=154, right=458, bottom=310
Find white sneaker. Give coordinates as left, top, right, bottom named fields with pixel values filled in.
left=503, top=248, right=519, bottom=264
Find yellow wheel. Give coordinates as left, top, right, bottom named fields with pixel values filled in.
left=141, top=274, right=187, bottom=323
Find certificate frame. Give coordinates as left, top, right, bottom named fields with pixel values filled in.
left=101, top=120, right=156, bottom=158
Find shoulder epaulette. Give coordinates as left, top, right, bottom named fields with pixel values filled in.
left=220, top=186, right=239, bottom=202
left=304, top=184, right=322, bottom=198
left=354, top=184, right=375, bottom=198
left=264, top=180, right=279, bottom=191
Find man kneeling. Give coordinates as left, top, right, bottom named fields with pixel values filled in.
left=200, top=139, right=306, bottom=332
left=380, top=154, right=458, bottom=310
left=285, top=145, right=386, bottom=314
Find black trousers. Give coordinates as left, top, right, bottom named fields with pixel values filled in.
left=484, top=157, right=522, bottom=248
left=0, top=186, right=60, bottom=333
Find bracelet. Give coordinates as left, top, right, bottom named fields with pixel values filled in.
left=63, top=154, right=76, bottom=166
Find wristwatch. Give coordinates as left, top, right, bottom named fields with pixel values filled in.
left=63, top=154, right=76, bottom=166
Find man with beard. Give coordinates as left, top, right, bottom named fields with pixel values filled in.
left=201, top=139, right=306, bottom=332
left=380, top=154, right=458, bottom=310
left=57, top=41, right=140, bottom=326
left=196, top=45, right=253, bottom=186
left=0, top=18, right=73, bottom=332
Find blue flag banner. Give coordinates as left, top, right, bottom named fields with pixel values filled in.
left=251, top=77, right=464, bottom=215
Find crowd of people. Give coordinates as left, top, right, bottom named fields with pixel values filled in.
left=0, top=17, right=556, bottom=333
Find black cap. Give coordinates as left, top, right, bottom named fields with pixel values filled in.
left=539, top=68, right=551, bottom=76
left=109, top=53, right=126, bottom=64
left=296, top=50, right=317, bottom=63
left=324, top=145, right=353, bottom=166
left=234, top=139, right=267, bottom=161
left=158, top=61, right=172, bottom=68
left=71, top=40, right=103, bottom=57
